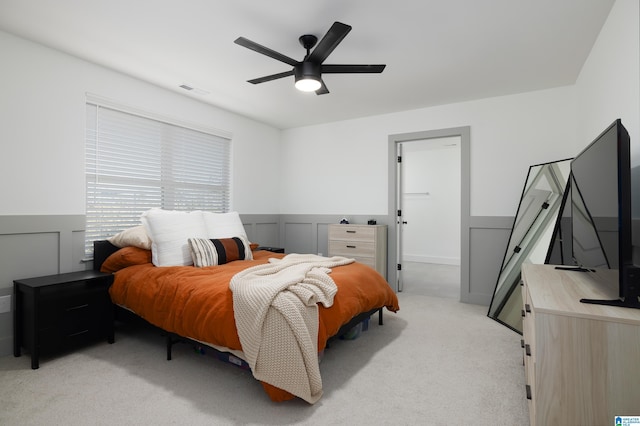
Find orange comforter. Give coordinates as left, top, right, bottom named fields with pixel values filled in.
left=106, top=249, right=399, bottom=401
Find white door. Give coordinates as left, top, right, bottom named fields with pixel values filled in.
left=396, top=137, right=461, bottom=293
left=396, top=142, right=405, bottom=291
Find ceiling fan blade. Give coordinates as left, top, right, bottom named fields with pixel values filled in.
left=247, top=70, right=294, bottom=84
left=307, top=22, right=351, bottom=64
left=234, top=37, right=298, bottom=67
left=321, top=64, right=386, bottom=73
left=315, top=79, right=329, bottom=95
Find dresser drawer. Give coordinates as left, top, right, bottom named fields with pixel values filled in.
left=328, top=225, right=376, bottom=242
left=329, top=240, right=376, bottom=258
left=521, top=276, right=536, bottom=424
left=352, top=256, right=376, bottom=269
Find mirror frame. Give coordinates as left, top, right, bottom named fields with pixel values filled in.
left=488, top=158, right=572, bottom=334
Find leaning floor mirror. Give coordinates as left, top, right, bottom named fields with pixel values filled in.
left=488, top=158, right=571, bottom=334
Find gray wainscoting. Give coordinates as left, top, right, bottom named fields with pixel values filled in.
left=0, top=213, right=513, bottom=356
left=0, top=215, right=87, bottom=357
left=466, top=217, right=513, bottom=305
left=240, top=214, right=280, bottom=249
left=277, top=214, right=390, bottom=258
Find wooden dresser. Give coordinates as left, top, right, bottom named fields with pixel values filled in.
left=328, top=224, right=387, bottom=278
left=521, top=264, right=640, bottom=426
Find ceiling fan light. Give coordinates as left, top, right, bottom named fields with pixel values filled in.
left=295, top=77, right=321, bottom=92
left=294, top=62, right=321, bottom=92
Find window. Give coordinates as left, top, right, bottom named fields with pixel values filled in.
left=85, top=100, right=231, bottom=255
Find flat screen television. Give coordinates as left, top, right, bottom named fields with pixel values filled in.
left=568, top=119, right=640, bottom=308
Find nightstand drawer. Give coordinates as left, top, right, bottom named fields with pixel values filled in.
left=38, top=283, right=111, bottom=321
left=39, top=278, right=109, bottom=297
left=39, top=306, right=112, bottom=355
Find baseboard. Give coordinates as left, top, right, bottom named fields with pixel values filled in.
left=403, top=254, right=460, bottom=265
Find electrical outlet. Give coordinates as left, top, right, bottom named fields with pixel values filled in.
left=0, top=295, right=11, bottom=313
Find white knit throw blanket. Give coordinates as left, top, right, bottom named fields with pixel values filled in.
left=230, top=254, right=354, bottom=404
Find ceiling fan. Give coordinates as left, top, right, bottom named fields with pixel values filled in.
left=234, top=21, right=386, bottom=95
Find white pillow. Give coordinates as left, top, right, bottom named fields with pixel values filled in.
left=202, top=211, right=248, bottom=239
left=141, top=209, right=208, bottom=266
left=107, top=225, right=152, bottom=250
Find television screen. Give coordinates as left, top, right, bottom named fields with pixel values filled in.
left=571, top=122, right=621, bottom=271
left=570, top=119, right=639, bottom=308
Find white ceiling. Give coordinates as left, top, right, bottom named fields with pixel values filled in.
left=0, top=0, right=615, bottom=129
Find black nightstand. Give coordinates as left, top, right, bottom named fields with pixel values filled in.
left=14, top=270, right=115, bottom=369
left=256, top=246, right=285, bottom=253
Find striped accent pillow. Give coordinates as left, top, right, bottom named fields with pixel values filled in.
left=188, top=237, right=253, bottom=267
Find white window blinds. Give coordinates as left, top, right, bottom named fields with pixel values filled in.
left=85, top=102, right=231, bottom=255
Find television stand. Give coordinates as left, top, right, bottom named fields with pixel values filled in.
left=521, top=264, right=640, bottom=425
left=554, top=266, right=595, bottom=272
left=580, top=296, right=640, bottom=309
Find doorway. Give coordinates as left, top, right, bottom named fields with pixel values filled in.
left=387, top=127, right=471, bottom=301
left=400, top=137, right=461, bottom=297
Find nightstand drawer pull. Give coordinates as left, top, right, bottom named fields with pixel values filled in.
left=521, top=309, right=525, bottom=317
left=68, top=329, right=89, bottom=337
left=525, top=384, right=532, bottom=400
left=346, top=230, right=356, bottom=233
left=525, top=304, right=531, bottom=313
left=346, top=245, right=356, bottom=248
left=525, top=344, right=531, bottom=356
left=66, top=303, right=89, bottom=312
left=521, top=339, right=525, bottom=348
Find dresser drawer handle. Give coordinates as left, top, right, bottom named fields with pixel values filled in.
left=525, top=384, right=532, bottom=400
left=520, top=339, right=525, bottom=348
left=525, top=344, right=531, bottom=356
left=521, top=309, right=525, bottom=318
left=525, top=304, right=531, bottom=313
left=66, top=303, right=89, bottom=312
left=68, top=329, right=89, bottom=337
left=346, top=230, right=356, bottom=233
left=346, top=245, right=356, bottom=248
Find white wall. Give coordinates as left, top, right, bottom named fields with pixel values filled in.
left=575, top=0, right=640, bottom=220
left=0, top=30, right=282, bottom=216
left=575, top=0, right=640, bottom=159
left=281, top=86, right=577, bottom=217
left=1, top=0, right=636, bottom=221
left=280, top=0, right=639, bottom=220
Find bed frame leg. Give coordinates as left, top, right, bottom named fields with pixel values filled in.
left=166, top=334, right=173, bottom=361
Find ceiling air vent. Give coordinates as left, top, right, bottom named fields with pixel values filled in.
left=179, top=84, right=210, bottom=95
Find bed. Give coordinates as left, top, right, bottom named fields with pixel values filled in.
left=94, top=214, right=399, bottom=404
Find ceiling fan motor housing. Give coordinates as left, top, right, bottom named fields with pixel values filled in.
left=295, top=61, right=321, bottom=80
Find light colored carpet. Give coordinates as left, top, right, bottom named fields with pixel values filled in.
left=0, top=289, right=528, bottom=425
left=401, top=261, right=460, bottom=299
